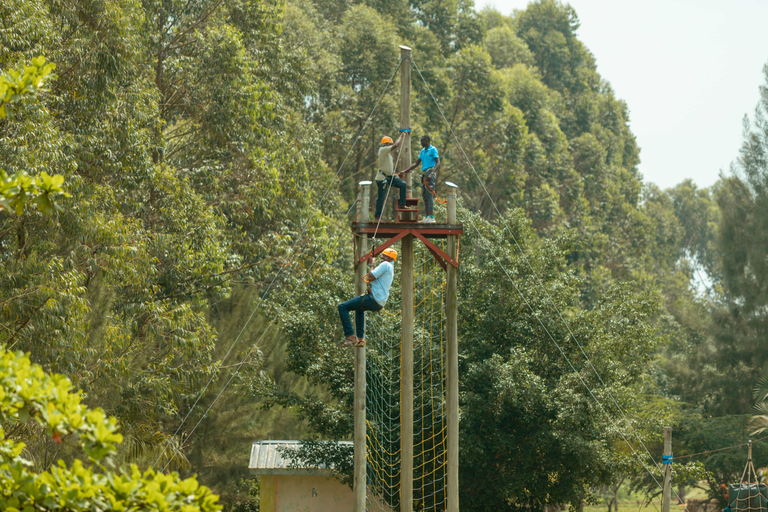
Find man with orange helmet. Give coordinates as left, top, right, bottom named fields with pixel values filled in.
left=374, top=132, right=407, bottom=222
left=338, top=247, right=398, bottom=348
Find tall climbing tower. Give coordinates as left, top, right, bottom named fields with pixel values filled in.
left=351, top=45, right=462, bottom=512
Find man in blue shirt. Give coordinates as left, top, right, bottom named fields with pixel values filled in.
left=404, top=135, right=441, bottom=223
left=338, top=248, right=397, bottom=348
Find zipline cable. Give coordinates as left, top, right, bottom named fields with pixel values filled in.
left=412, top=56, right=685, bottom=509
left=151, top=56, right=404, bottom=471
left=673, top=436, right=768, bottom=461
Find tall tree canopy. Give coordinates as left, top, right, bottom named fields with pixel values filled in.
left=4, top=0, right=765, bottom=509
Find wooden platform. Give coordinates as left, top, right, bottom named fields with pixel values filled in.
left=351, top=221, right=463, bottom=271
left=352, top=222, right=463, bottom=239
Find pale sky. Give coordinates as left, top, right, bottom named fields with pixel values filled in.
left=477, top=0, right=768, bottom=190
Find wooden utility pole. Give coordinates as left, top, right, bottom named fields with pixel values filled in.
left=401, top=236, right=414, bottom=512
left=399, top=44, right=415, bottom=512
left=446, top=183, right=459, bottom=512
left=662, top=427, right=672, bottom=512
left=399, top=45, right=412, bottom=197
left=353, top=183, right=371, bottom=512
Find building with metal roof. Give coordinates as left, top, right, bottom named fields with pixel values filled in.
left=249, top=440, right=351, bottom=475
left=248, top=440, right=392, bottom=512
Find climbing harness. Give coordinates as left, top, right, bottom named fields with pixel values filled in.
left=421, top=171, right=447, bottom=205
left=363, top=241, right=376, bottom=285
left=373, top=130, right=408, bottom=237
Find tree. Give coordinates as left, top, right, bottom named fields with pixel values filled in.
left=0, top=346, right=221, bottom=510
left=484, top=25, right=534, bottom=70
left=0, top=57, right=68, bottom=216
left=0, top=0, right=742, bottom=508
left=456, top=208, right=666, bottom=511
left=0, top=1, right=335, bottom=507
left=515, top=0, right=596, bottom=99
left=681, top=64, right=768, bottom=415
left=266, top=205, right=667, bottom=511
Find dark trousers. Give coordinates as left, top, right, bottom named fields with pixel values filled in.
left=338, top=294, right=382, bottom=339
left=375, top=175, right=407, bottom=218
left=421, top=168, right=437, bottom=215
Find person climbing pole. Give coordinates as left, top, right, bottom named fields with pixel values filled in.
left=338, top=248, right=398, bottom=348
left=374, top=132, right=408, bottom=223
left=404, top=134, right=440, bottom=223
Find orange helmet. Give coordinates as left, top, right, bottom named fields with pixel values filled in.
left=381, top=136, right=394, bottom=145
left=382, top=248, right=398, bottom=261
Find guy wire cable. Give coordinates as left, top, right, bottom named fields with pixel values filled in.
left=673, top=436, right=768, bottom=461
left=462, top=211, right=673, bottom=504
left=151, top=55, right=404, bottom=471
left=412, top=56, right=686, bottom=509
left=411, top=54, right=665, bottom=456
left=160, top=201, right=357, bottom=472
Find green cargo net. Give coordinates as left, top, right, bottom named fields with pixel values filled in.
left=365, top=241, right=448, bottom=512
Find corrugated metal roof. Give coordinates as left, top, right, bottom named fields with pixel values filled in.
left=248, top=440, right=353, bottom=475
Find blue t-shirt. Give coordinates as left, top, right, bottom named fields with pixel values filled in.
left=419, top=145, right=439, bottom=171
left=370, top=260, right=394, bottom=307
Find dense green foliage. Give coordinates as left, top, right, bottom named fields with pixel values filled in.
left=3, top=0, right=768, bottom=509
left=0, top=346, right=221, bottom=511
left=0, top=0, right=334, bottom=507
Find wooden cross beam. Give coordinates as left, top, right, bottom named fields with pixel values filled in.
left=355, top=228, right=459, bottom=271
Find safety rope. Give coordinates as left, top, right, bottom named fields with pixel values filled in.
left=422, top=171, right=447, bottom=205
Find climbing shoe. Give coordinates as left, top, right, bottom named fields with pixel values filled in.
left=342, top=335, right=358, bottom=347
left=354, top=338, right=366, bottom=348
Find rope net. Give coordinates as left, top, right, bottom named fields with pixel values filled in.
left=365, top=241, right=448, bottom=512
left=730, top=444, right=768, bottom=512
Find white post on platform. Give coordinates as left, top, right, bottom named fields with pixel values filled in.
left=445, top=181, right=459, bottom=512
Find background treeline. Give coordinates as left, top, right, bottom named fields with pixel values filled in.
left=2, top=0, right=768, bottom=510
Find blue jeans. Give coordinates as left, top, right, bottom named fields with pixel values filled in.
left=421, top=168, right=437, bottom=216
left=375, top=175, right=407, bottom=218
left=338, top=294, right=382, bottom=339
